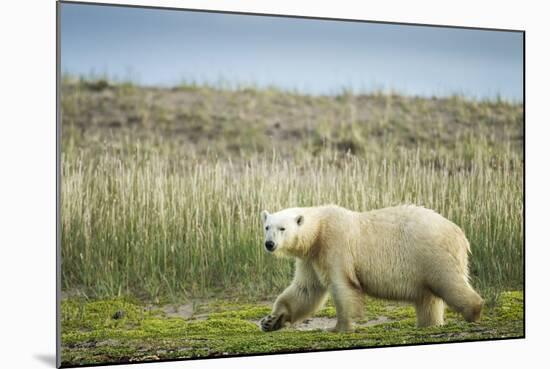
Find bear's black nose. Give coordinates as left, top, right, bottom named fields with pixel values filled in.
left=265, top=241, right=275, bottom=251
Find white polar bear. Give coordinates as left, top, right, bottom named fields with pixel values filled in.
left=259, top=205, right=483, bottom=333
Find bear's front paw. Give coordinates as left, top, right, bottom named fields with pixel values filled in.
left=260, top=314, right=285, bottom=332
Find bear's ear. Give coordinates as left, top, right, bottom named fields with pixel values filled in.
left=296, top=215, right=304, bottom=226
left=261, top=210, right=270, bottom=224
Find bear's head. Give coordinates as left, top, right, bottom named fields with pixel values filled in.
left=260, top=209, right=304, bottom=257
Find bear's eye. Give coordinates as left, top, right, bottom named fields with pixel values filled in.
left=279, top=227, right=285, bottom=232
left=265, top=226, right=269, bottom=231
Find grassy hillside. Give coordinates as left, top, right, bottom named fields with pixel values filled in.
left=60, top=77, right=524, bottom=303
left=61, top=77, right=522, bottom=158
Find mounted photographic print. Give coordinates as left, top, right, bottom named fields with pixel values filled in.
left=57, top=1, right=525, bottom=367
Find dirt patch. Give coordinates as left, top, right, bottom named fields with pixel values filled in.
left=96, top=339, right=120, bottom=347
left=295, top=317, right=333, bottom=331
left=360, top=316, right=393, bottom=326
left=160, top=303, right=195, bottom=319
left=252, top=316, right=394, bottom=331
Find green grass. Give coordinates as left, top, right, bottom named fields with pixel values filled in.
left=60, top=291, right=524, bottom=366
left=60, top=78, right=523, bottom=303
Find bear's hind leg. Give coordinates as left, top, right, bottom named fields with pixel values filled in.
left=429, top=274, right=484, bottom=323
left=415, top=292, right=445, bottom=328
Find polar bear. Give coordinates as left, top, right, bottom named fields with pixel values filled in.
left=259, top=205, right=483, bottom=333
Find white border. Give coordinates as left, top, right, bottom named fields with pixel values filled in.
left=1, top=1, right=548, bottom=368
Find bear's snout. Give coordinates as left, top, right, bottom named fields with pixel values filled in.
left=265, top=240, right=275, bottom=252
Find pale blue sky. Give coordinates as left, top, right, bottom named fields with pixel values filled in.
left=60, top=3, right=523, bottom=101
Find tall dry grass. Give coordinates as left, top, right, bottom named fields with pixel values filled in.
left=61, top=136, right=523, bottom=303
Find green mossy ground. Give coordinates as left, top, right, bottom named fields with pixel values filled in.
left=61, top=291, right=524, bottom=367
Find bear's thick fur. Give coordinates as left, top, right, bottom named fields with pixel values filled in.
left=259, top=205, right=483, bottom=333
